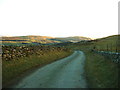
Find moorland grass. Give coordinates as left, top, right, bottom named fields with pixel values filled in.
left=92, top=35, right=120, bottom=52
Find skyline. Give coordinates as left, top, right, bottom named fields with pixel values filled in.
left=1, top=34, right=119, bottom=40
left=0, top=0, right=119, bottom=39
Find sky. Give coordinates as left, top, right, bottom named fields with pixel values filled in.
left=0, top=0, right=119, bottom=39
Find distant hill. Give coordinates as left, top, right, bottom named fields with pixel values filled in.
left=1, top=35, right=92, bottom=45
left=1, top=35, right=56, bottom=45
left=90, top=35, right=120, bottom=52
left=50, top=36, right=92, bottom=42
left=2, top=35, right=53, bottom=40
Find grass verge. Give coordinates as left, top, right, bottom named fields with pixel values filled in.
left=84, top=50, right=118, bottom=88
left=3, top=50, right=72, bottom=87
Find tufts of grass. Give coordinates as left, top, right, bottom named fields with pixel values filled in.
left=2, top=50, right=72, bottom=87
left=84, top=50, right=118, bottom=88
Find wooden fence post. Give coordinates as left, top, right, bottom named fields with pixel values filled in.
left=107, top=44, right=108, bottom=51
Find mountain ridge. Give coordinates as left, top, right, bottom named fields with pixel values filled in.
left=1, top=35, right=92, bottom=45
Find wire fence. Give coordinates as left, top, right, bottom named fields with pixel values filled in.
left=92, top=43, right=120, bottom=53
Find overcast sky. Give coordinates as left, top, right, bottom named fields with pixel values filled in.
left=0, top=0, right=119, bottom=38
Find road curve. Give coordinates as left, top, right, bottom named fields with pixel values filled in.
left=12, top=51, right=88, bottom=88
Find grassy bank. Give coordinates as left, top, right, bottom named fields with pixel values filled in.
left=92, top=35, right=120, bottom=52
left=3, top=50, right=72, bottom=87
left=84, top=50, right=118, bottom=88
left=67, top=43, right=118, bottom=88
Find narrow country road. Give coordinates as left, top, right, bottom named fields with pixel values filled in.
left=12, top=51, right=88, bottom=88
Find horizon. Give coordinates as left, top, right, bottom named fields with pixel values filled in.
left=1, top=34, right=119, bottom=39
left=0, top=0, right=118, bottom=39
